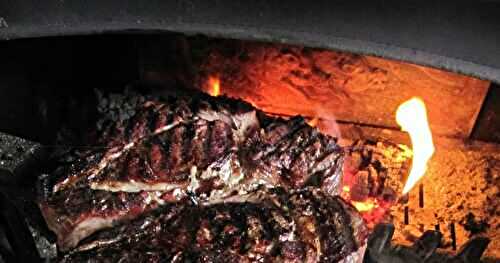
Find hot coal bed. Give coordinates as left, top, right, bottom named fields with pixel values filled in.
left=0, top=33, right=499, bottom=263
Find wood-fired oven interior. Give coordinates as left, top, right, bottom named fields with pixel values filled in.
left=0, top=33, right=498, bottom=262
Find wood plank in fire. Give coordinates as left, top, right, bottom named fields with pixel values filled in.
left=197, top=42, right=490, bottom=138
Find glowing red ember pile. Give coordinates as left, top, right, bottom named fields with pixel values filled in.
left=340, top=164, right=394, bottom=227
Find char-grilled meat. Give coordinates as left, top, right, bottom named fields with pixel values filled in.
left=38, top=94, right=345, bottom=251
left=39, top=187, right=175, bottom=251
left=60, top=188, right=367, bottom=263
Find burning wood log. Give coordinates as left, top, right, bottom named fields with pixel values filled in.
left=339, top=139, right=410, bottom=227
left=336, top=124, right=500, bottom=260
left=195, top=40, right=489, bottom=139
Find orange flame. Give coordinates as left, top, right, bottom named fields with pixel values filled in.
left=208, top=76, right=220, bottom=97
left=396, top=97, right=435, bottom=194
left=307, top=117, right=318, bottom=127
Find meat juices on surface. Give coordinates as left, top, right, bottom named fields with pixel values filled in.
left=38, top=186, right=180, bottom=251
left=38, top=95, right=346, bottom=251
left=60, top=188, right=367, bottom=263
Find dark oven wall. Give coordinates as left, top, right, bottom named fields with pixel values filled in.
left=1, top=32, right=500, bottom=145
left=1, top=1, right=500, bottom=83
left=0, top=35, right=140, bottom=143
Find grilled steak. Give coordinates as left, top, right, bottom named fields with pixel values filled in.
left=38, top=94, right=344, bottom=251
left=39, top=187, right=174, bottom=251
left=60, top=188, right=367, bottom=263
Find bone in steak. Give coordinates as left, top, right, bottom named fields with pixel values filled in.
left=38, top=94, right=344, bottom=251
left=60, top=188, right=367, bottom=263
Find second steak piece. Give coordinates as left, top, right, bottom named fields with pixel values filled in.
left=61, top=188, right=368, bottom=263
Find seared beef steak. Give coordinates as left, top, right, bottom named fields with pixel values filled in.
left=60, top=188, right=367, bottom=263
left=39, top=187, right=175, bottom=251
left=38, top=94, right=346, bottom=252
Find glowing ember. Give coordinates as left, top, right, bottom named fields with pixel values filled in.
left=208, top=76, right=220, bottom=96
left=341, top=185, right=377, bottom=212
left=340, top=185, right=390, bottom=226
left=351, top=199, right=377, bottom=212
left=396, top=97, right=435, bottom=194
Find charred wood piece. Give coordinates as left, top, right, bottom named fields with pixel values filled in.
left=364, top=223, right=490, bottom=263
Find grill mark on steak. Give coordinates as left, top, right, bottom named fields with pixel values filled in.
left=168, top=125, right=188, bottom=180
left=182, top=122, right=197, bottom=169
left=104, top=148, right=130, bottom=183
left=147, top=104, right=165, bottom=133
left=159, top=103, right=175, bottom=130
left=263, top=117, right=305, bottom=145
left=191, top=119, right=209, bottom=165
left=250, top=117, right=307, bottom=163
left=52, top=120, right=183, bottom=193
left=288, top=130, right=325, bottom=187
left=155, top=130, right=171, bottom=176
left=204, top=120, right=215, bottom=163
left=125, top=105, right=150, bottom=141
left=267, top=126, right=315, bottom=176
left=208, top=121, right=234, bottom=162
left=173, top=98, right=193, bottom=122
left=60, top=188, right=366, bottom=263
left=89, top=121, right=238, bottom=195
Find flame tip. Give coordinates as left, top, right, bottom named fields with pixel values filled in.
left=396, top=97, right=434, bottom=194
left=208, top=75, right=220, bottom=97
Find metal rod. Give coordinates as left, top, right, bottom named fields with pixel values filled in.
left=450, top=222, right=457, bottom=250
left=419, top=184, right=424, bottom=208
left=404, top=206, right=409, bottom=225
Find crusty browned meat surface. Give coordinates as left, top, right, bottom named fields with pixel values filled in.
left=39, top=187, right=174, bottom=251
left=60, top=188, right=367, bottom=263
left=38, top=94, right=345, bottom=252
